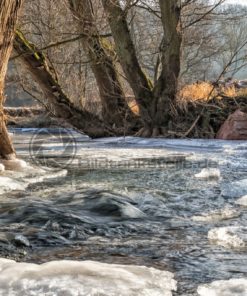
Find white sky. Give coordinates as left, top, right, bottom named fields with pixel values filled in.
left=226, top=0, right=247, bottom=5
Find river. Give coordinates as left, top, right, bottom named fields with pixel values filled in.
left=0, top=128, right=246, bottom=295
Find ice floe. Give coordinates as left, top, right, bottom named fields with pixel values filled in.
left=0, top=259, right=177, bottom=296
left=194, top=168, right=221, bottom=179
left=208, top=226, right=247, bottom=248
left=236, top=195, right=247, bottom=206
left=197, top=278, right=247, bottom=296
left=192, top=207, right=239, bottom=222
left=0, top=167, right=67, bottom=196
left=0, top=176, right=26, bottom=194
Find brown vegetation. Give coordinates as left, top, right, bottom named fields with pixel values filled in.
left=178, top=81, right=247, bottom=103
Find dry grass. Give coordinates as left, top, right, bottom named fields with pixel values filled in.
left=178, top=81, right=247, bottom=103
left=179, top=82, right=216, bottom=102
left=237, top=87, right=247, bottom=97
left=221, top=86, right=237, bottom=98
left=66, top=83, right=247, bottom=118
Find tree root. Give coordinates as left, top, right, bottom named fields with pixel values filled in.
left=134, top=126, right=169, bottom=138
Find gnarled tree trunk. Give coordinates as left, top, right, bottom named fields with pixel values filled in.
left=14, top=31, right=114, bottom=138
left=101, top=0, right=182, bottom=137
left=153, top=0, right=182, bottom=127
left=0, top=0, right=23, bottom=159
left=101, top=0, right=154, bottom=129
left=68, top=0, right=133, bottom=127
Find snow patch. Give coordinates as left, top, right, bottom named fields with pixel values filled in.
left=208, top=226, right=247, bottom=248
left=195, top=168, right=221, bottom=179
left=197, top=278, right=247, bottom=296
left=0, top=259, right=177, bottom=296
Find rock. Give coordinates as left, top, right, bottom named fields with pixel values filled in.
left=12, top=234, right=30, bottom=247
left=216, top=109, right=247, bottom=140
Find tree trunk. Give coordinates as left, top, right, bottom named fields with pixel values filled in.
left=14, top=31, right=115, bottom=138
left=101, top=0, right=182, bottom=137
left=0, top=0, right=23, bottom=159
left=68, top=0, right=133, bottom=127
left=101, top=0, right=155, bottom=127
left=153, top=0, right=182, bottom=127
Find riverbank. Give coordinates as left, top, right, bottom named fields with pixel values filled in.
left=6, top=95, right=247, bottom=139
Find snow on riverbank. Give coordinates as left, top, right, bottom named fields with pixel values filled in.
left=0, top=259, right=177, bottom=296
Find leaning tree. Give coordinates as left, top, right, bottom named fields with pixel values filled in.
left=0, top=0, right=23, bottom=159
left=68, top=0, right=133, bottom=127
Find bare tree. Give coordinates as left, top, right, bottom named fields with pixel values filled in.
left=181, top=1, right=247, bottom=83
left=0, top=0, right=23, bottom=159
left=9, top=0, right=244, bottom=138
left=14, top=31, right=114, bottom=137
left=101, top=0, right=182, bottom=136
left=68, top=0, right=133, bottom=126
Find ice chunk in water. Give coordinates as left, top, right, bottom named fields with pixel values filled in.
left=192, top=207, right=239, bottom=222
left=194, top=168, right=220, bottom=179
left=222, top=179, right=247, bottom=198
left=0, top=176, right=26, bottom=194
left=208, top=226, right=247, bottom=248
left=0, top=259, right=177, bottom=296
left=0, top=168, right=67, bottom=196
left=197, top=278, right=247, bottom=296
left=236, top=195, right=247, bottom=206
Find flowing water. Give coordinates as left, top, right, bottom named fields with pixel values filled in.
left=0, top=128, right=247, bottom=295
